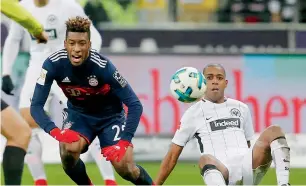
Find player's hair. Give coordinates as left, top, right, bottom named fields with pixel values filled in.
left=203, top=63, right=226, bottom=77
left=65, top=16, right=91, bottom=39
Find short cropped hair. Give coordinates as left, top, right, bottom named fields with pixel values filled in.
left=65, top=16, right=91, bottom=39
left=203, top=63, right=226, bottom=77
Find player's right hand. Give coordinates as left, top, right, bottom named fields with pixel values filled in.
left=50, top=128, right=80, bottom=143
left=34, top=31, right=48, bottom=44
left=2, top=75, right=14, bottom=95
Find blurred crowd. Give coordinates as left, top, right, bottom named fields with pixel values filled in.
left=77, top=0, right=305, bottom=26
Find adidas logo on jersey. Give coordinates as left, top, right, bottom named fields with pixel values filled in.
left=62, top=77, right=70, bottom=82
left=210, top=118, right=241, bottom=131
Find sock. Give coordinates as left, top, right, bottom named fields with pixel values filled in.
left=25, top=130, right=48, bottom=183
left=201, top=164, right=226, bottom=186
left=63, top=159, right=92, bottom=185
left=131, top=165, right=153, bottom=185
left=270, top=137, right=290, bottom=185
left=2, top=146, right=26, bottom=185
left=35, top=179, right=48, bottom=185
left=89, top=138, right=116, bottom=182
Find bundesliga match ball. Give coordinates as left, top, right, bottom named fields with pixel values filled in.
left=170, top=67, right=207, bottom=103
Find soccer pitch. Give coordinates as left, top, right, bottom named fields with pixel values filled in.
left=3, top=162, right=306, bottom=185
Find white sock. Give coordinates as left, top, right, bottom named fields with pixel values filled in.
left=25, top=129, right=47, bottom=181
left=203, top=169, right=226, bottom=186
left=270, top=137, right=290, bottom=185
left=89, top=138, right=116, bottom=181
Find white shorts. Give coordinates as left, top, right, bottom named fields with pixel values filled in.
left=19, top=64, right=67, bottom=114
left=222, top=149, right=271, bottom=185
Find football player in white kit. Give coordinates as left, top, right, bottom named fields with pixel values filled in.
left=155, top=64, right=291, bottom=186
left=1, top=0, right=117, bottom=185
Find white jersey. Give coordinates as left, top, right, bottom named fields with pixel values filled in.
left=172, top=98, right=255, bottom=163
left=2, top=0, right=102, bottom=75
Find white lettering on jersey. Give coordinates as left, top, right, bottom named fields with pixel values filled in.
left=113, top=70, right=127, bottom=87
left=90, top=52, right=107, bottom=68
left=172, top=98, right=255, bottom=163
left=37, top=68, right=48, bottom=85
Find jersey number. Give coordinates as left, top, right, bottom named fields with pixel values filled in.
left=112, top=124, right=125, bottom=141
left=65, top=88, right=81, bottom=96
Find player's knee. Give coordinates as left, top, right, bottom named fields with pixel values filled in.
left=7, top=121, right=31, bottom=149
left=60, top=141, right=83, bottom=153
left=60, top=144, right=79, bottom=169
left=114, top=162, right=137, bottom=180
left=198, top=154, right=217, bottom=169
left=263, top=125, right=285, bottom=143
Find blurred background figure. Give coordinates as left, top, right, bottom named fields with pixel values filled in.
left=1, top=0, right=306, bottom=185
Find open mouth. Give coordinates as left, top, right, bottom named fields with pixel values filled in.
left=212, top=88, right=219, bottom=92
left=71, top=55, right=82, bottom=63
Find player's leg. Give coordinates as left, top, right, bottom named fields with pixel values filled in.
left=59, top=110, right=95, bottom=185
left=111, top=146, right=154, bottom=185
left=1, top=99, right=32, bottom=185
left=252, top=125, right=290, bottom=186
left=88, top=138, right=117, bottom=185
left=198, top=154, right=229, bottom=186
left=19, top=72, right=48, bottom=185
left=99, top=116, right=154, bottom=185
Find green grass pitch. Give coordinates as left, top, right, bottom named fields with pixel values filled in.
left=2, top=162, right=306, bottom=185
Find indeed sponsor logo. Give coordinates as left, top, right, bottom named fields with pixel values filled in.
left=210, top=118, right=241, bottom=131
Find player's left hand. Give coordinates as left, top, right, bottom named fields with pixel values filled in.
left=101, top=140, right=131, bottom=162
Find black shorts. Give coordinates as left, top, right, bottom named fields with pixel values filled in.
left=1, top=99, right=9, bottom=111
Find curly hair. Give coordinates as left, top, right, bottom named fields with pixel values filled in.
left=65, top=16, right=91, bottom=39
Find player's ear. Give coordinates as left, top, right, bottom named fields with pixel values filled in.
left=64, top=40, right=67, bottom=49
left=225, top=79, right=228, bottom=87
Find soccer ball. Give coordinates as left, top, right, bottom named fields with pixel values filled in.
left=170, top=67, right=207, bottom=103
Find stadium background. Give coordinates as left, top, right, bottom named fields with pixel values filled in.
left=1, top=0, right=306, bottom=185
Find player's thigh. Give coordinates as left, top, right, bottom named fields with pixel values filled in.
left=1, top=104, right=31, bottom=149
left=111, top=146, right=136, bottom=175
left=61, top=110, right=95, bottom=153
left=98, top=115, right=126, bottom=149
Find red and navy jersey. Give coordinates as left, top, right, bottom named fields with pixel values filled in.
left=30, top=49, right=142, bottom=142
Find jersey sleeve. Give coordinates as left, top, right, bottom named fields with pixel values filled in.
left=103, top=60, right=142, bottom=142
left=0, top=0, right=43, bottom=36
left=243, top=106, right=255, bottom=141
left=2, top=21, right=24, bottom=75
left=172, top=109, right=198, bottom=147
left=30, top=59, right=57, bottom=134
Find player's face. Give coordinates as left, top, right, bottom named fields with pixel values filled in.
left=203, top=66, right=228, bottom=103
left=65, top=32, right=91, bottom=66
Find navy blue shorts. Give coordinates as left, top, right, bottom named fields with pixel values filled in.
left=62, top=109, right=126, bottom=153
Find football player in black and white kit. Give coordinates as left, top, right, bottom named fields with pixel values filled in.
left=155, top=64, right=291, bottom=186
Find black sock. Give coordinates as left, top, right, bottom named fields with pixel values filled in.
left=63, top=159, right=91, bottom=185
left=2, top=146, right=26, bottom=185
left=131, top=164, right=154, bottom=185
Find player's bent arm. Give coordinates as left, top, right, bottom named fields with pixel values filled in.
left=2, top=22, right=24, bottom=75
left=104, top=61, right=143, bottom=142
left=155, top=143, right=184, bottom=185
left=30, top=60, right=57, bottom=133
left=1, top=0, right=43, bottom=36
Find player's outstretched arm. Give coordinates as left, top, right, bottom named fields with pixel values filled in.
left=155, top=143, right=183, bottom=185
left=0, top=0, right=44, bottom=39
